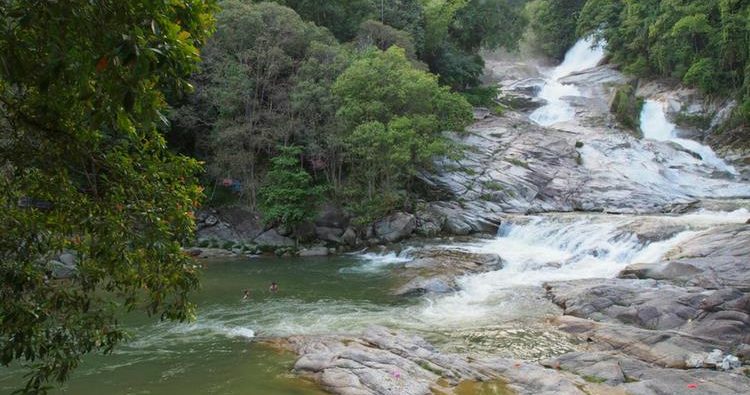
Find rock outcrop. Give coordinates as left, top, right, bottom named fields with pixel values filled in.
left=542, top=223, right=750, bottom=391
left=276, top=326, right=589, bottom=395
left=392, top=248, right=503, bottom=296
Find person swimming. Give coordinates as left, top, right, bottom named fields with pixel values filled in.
left=269, top=282, right=279, bottom=293
left=242, top=289, right=251, bottom=300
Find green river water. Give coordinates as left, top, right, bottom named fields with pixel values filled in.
left=0, top=256, right=408, bottom=394
left=0, top=251, right=570, bottom=395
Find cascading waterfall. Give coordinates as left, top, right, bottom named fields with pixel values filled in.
left=416, top=210, right=749, bottom=326
left=530, top=37, right=605, bottom=126
left=640, top=100, right=737, bottom=174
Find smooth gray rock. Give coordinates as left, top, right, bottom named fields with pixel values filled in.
left=278, top=326, right=587, bottom=395
left=48, top=259, right=76, bottom=279
left=549, top=278, right=750, bottom=345
left=341, top=227, right=358, bottom=246
left=374, top=212, right=416, bottom=243
left=315, top=226, right=345, bottom=244
left=253, top=229, right=295, bottom=248
left=392, top=248, right=502, bottom=296
left=543, top=351, right=750, bottom=394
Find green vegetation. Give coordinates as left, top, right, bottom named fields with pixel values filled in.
left=675, top=111, right=714, bottom=131
left=335, top=47, right=472, bottom=220
left=581, top=374, right=607, bottom=384
left=174, top=1, right=507, bottom=223
left=0, top=0, right=216, bottom=392
left=258, top=146, right=323, bottom=232
left=483, top=181, right=505, bottom=191
left=422, top=0, right=527, bottom=88
left=526, top=0, right=587, bottom=60
left=506, top=158, right=530, bottom=169
left=610, top=83, right=645, bottom=132
left=577, top=0, right=750, bottom=126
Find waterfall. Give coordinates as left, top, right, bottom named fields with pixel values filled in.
left=417, top=210, right=749, bottom=326
left=530, top=37, right=605, bottom=126
left=640, top=100, right=737, bottom=174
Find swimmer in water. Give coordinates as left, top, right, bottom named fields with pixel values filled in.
left=242, top=289, right=251, bottom=300
left=269, top=282, right=279, bottom=293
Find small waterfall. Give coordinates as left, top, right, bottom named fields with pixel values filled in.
left=418, top=210, right=749, bottom=326
left=530, top=37, right=605, bottom=126
left=640, top=100, right=737, bottom=174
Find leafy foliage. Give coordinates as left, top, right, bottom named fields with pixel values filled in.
left=0, top=0, right=216, bottom=392
left=422, top=0, right=527, bottom=88
left=258, top=146, right=323, bottom=231
left=173, top=0, right=348, bottom=205
left=525, top=0, right=587, bottom=60
left=334, top=47, right=472, bottom=217
left=577, top=0, right=750, bottom=125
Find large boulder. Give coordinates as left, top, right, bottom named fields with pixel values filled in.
left=196, top=206, right=263, bottom=242
left=253, top=229, right=295, bottom=248
left=629, top=225, right=750, bottom=291
left=374, top=212, right=416, bottom=243
left=393, top=248, right=502, bottom=296
left=314, top=203, right=350, bottom=229
left=315, top=226, right=345, bottom=244
left=299, top=246, right=330, bottom=257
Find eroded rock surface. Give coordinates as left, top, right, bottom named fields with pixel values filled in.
left=392, top=248, right=503, bottom=296
left=277, top=326, right=589, bottom=395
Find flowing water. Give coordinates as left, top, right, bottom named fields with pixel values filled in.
left=3, top=209, right=749, bottom=394
left=3, top=39, right=750, bottom=394
left=529, top=37, right=605, bottom=126
left=640, top=100, right=738, bottom=174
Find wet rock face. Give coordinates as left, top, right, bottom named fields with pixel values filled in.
left=620, top=224, right=750, bottom=291
left=278, top=325, right=750, bottom=395
left=544, top=224, right=750, bottom=380
left=391, top=248, right=503, bottom=296
left=542, top=351, right=750, bottom=394
left=373, top=212, right=417, bottom=243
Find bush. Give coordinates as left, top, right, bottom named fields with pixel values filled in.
left=610, top=83, right=644, bottom=132
left=258, top=146, right=324, bottom=231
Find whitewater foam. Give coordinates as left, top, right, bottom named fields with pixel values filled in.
left=640, top=100, right=737, bottom=174
left=530, top=37, right=605, bottom=126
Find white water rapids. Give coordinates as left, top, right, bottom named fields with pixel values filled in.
left=530, top=37, right=605, bottom=126
left=640, top=100, right=738, bottom=174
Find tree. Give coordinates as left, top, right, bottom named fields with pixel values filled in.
left=258, top=146, right=323, bottom=233
left=184, top=0, right=341, bottom=206
left=272, top=0, right=376, bottom=41
left=526, top=0, right=587, bottom=60
left=421, top=0, right=527, bottom=88
left=333, top=47, right=472, bottom=218
left=355, top=20, right=419, bottom=61
left=0, top=0, right=216, bottom=392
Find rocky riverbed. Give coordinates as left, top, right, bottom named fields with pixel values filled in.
left=255, top=41, right=750, bottom=395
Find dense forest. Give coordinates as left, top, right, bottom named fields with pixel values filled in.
left=169, top=0, right=528, bottom=230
